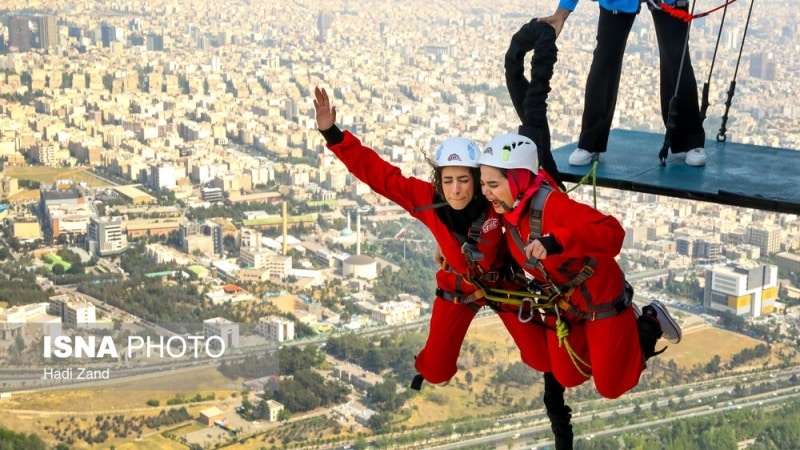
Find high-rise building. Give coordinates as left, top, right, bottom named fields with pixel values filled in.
left=150, top=164, right=176, bottom=190
left=205, top=222, right=224, bottom=256
left=146, top=33, right=164, bottom=51
left=68, top=26, right=82, bottom=40
left=100, top=24, right=119, bottom=48
left=8, top=16, right=33, bottom=52
left=675, top=237, right=694, bottom=257
left=775, top=252, right=800, bottom=275
left=87, top=216, right=128, bottom=256
left=745, top=225, right=781, bottom=255
left=704, top=261, right=778, bottom=318
left=749, top=52, right=776, bottom=81
left=36, top=15, right=58, bottom=49
left=317, top=11, right=333, bottom=42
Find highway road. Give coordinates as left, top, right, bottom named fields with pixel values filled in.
left=426, top=370, right=800, bottom=450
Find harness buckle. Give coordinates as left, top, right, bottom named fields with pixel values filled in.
left=461, top=242, right=484, bottom=262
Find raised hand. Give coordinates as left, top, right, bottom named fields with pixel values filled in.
left=313, top=86, right=336, bottom=131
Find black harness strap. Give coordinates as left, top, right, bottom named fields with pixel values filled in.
left=506, top=183, right=554, bottom=278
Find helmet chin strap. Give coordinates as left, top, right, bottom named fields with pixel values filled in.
left=497, top=200, right=514, bottom=212
left=498, top=196, right=524, bottom=212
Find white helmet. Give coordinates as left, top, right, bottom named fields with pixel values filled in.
left=480, top=134, right=538, bottom=174
left=433, top=137, right=481, bottom=168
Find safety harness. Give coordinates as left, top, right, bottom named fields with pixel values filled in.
left=434, top=210, right=501, bottom=312
left=474, top=182, right=633, bottom=376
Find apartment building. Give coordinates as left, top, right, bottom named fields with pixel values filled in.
left=86, top=216, right=128, bottom=256
left=255, top=316, right=295, bottom=342
left=704, top=261, right=779, bottom=318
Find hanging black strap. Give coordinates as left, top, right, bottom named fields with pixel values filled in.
left=717, top=0, right=754, bottom=142
left=504, top=19, right=565, bottom=190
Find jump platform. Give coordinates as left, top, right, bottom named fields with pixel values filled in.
left=551, top=129, right=800, bottom=215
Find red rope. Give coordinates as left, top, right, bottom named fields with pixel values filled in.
left=660, top=0, right=738, bottom=23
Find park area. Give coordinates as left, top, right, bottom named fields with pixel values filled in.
left=3, top=166, right=112, bottom=201
left=42, top=252, right=72, bottom=272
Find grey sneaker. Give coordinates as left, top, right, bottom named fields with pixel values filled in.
left=646, top=300, right=682, bottom=344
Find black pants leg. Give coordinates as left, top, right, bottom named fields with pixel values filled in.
left=543, top=371, right=573, bottom=450
left=638, top=313, right=663, bottom=362
left=651, top=6, right=706, bottom=153
left=578, top=8, right=637, bottom=153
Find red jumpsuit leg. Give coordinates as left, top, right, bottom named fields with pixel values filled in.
left=414, top=297, right=477, bottom=384
left=585, top=307, right=643, bottom=399
left=545, top=315, right=592, bottom=388
left=496, top=310, right=552, bottom=373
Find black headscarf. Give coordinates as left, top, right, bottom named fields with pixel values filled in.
left=433, top=193, right=488, bottom=243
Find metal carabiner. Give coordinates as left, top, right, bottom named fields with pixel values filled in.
left=518, top=298, right=535, bottom=323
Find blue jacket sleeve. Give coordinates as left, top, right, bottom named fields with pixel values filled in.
left=558, top=0, right=579, bottom=12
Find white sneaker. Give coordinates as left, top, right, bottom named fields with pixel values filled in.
left=684, top=148, right=707, bottom=166
left=646, top=300, right=682, bottom=344
left=568, top=148, right=599, bottom=166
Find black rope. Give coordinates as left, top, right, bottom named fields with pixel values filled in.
left=717, top=0, right=754, bottom=142
left=659, top=0, right=699, bottom=166
left=700, top=0, right=730, bottom=122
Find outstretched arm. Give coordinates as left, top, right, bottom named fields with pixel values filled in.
left=312, top=86, right=435, bottom=213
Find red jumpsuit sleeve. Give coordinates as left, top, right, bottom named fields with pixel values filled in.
left=542, top=193, right=625, bottom=259
left=326, top=131, right=434, bottom=213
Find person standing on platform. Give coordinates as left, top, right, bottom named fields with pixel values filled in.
left=539, top=0, right=707, bottom=167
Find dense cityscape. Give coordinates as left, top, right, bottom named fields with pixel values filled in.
left=0, top=0, right=799, bottom=449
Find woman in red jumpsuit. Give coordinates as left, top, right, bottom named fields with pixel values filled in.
left=313, top=87, right=552, bottom=390
left=478, top=133, right=682, bottom=400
